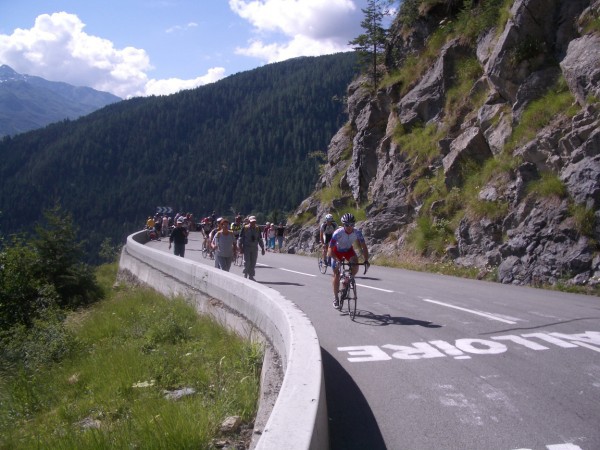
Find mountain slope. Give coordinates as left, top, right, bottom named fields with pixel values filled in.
left=286, top=0, right=600, bottom=291
left=0, top=65, right=122, bottom=137
left=0, top=53, right=357, bottom=261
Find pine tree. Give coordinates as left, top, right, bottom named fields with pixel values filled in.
left=349, top=0, right=394, bottom=86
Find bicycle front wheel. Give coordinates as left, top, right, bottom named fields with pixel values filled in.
left=202, top=246, right=209, bottom=259
left=318, top=256, right=327, bottom=274
left=346, top=279, right=357, bottom=320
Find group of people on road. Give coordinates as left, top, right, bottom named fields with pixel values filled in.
left=159, top=209, right=369, bottom=305
left=146, top=212, right=198, bottom=241
left=161, top=211, right=288, bottom=282
left=262, top=221, right=286, bottom=252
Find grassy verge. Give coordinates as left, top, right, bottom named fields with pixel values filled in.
left=0, top=263, right=261, bottom=449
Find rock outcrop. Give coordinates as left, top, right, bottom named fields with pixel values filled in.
left=287, top=0, right=600, bottom=290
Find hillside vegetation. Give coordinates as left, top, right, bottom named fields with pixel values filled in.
left=287, top=0, right=600, bottom=291
left=0, top=53, right=357, bottom=262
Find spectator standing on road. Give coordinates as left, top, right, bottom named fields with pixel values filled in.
left=231, top=215, right=243, bottom=240
left=239, top=216, right=265, bottom=280
left=276, top=222, right=286, bottom=252
left=154, top=214, right=162, bottom=237
left=169, top=216, right=188, bottom=257
left=161, top=215, right=169, bottom=237
left=212, top=218, right=237, bottom=271
left=146, top=216, right=155, bottom=230
left=263, top=222, right=270, bottom=244
left=268, top=223, right=276, bottom=250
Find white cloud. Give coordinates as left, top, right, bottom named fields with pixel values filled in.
left=229, top=0, right=364, bottom=63
left=165, top=22, right=199, bottom=34
left=0, top=12, right=224, bottom=98
left=145, top=67, right=226, bottom=96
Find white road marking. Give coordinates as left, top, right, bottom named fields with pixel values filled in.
left=339, top=330, right=600, bottom=364
left=571, top=341, right=600, bottom=353
left=356, top=283, right=393, bottom=293
left=279, top=268, right=317, bottom=277
left=422, top=298, right=518, bottom=324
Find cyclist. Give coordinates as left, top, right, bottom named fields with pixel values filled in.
left=200, top=217, right=213, bottom=252
left=328, top=213, right=369, bottom=309
left=319, top=213, right=337, bottom=266
left=231, top=215, right=243, bottom=239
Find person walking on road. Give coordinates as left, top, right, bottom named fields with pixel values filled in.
left=276, top=222, right=286, bottom=252
left=169, top=216, right=188, bottom=257
left=212, top=218, right=237, bottom=271
left=161, top=215, right=169, bottom=237
left=239, top=216, right=265, bottom=281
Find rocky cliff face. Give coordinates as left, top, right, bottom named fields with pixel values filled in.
left=287, top=0, right=600, bottom=290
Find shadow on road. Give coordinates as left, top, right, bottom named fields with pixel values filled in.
left=257, top=281, right=305, bottom=286
left=354, top=310, right=442, bottom=328
left=355, top=276, right=382, bottom=281
left=322, top=348, right=386, bottom=450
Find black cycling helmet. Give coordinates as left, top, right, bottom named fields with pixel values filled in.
left=341, top=213, right=355, bottom=225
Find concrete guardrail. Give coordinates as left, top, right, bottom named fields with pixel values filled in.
left=118, top=231, right=328, bottom=449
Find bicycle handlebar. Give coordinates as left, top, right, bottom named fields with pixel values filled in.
left=338, top=260, right=370, bottom=275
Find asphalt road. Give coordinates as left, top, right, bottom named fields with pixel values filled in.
left=147, top=233, right=600, bottom=450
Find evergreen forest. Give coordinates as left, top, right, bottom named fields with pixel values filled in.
left=0, top=53, right=357, bottom=262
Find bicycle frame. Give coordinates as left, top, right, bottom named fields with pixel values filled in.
left=336, top=260, right=369, bottom=321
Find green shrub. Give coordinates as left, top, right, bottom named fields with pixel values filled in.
left=385, top=0, right=512, bottom=94
left=99, top=237, right=121, bottom=263
left=0, top=207, right=103, bottom=332
left=527, top=172, right=567, bottom=198
left=507, top=76, right=579, bottom=151
left=579, top=6, right=600, bottom=34
left=408, top=215, right=455, bottom=256
left=510, top=36, right=545, bottom=65
left=469, top=199, right=510, bottom=220
left=0, top=283, right=261, bottom=449
left=459, top=154, right=520, bottom=220
left=569, top=203, right=597, bottom=237
left=444, top=56, right=484, bottom=128
left=394, top=122, right=444, bottom=182
left=317, top=167, right=347, bottom=204
left=290, top=209, right=316, bottom=226
left=0, top=308, right=78, bottom=373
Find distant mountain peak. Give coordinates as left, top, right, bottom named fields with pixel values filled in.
left=0, top=65, right=121, bottom=137
left=0, top=64, right=25, bottom=82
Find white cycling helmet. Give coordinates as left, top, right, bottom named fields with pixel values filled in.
left=341, top=213, right=355, bottom=225
left=325, top=214, right=333, bottom=221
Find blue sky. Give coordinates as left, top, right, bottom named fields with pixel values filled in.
left=0, top=0, right=381, bottom=98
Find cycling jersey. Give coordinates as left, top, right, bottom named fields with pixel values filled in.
left=231, top=222, right=242, bottom=236
left=320, top=221, right=337, bottom=236
left=329, top=226, right=365, bottom=252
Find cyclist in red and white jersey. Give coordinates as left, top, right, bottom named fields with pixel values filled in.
left=328, top=213, right=369, bottom=309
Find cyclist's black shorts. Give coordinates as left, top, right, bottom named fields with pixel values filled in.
left=324, top=233, right=333, bottom=245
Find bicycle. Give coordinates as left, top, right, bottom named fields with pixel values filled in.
left=317, top=244, right=331, bottom=274
left=201, top=240, right=214, bottom=260
left=318, top=254, right=331, bottom=275
left=336, top=260, right=369, bottom=321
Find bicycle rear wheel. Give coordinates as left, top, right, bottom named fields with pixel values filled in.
left=318, top=256, right=327, bottom=274
left=338, top=277, right=349, bottom=311
left=346, top=279, right=357, bottom=320
left=202, top=245, right=209, bottom=259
